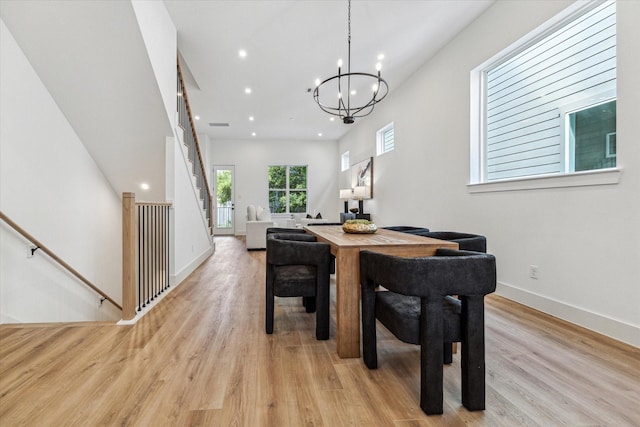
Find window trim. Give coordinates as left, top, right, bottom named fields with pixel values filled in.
left=376, top=122, right=395, bottom=156
left=268, top=165, right=308, bottom=214
left=469, top=0, right=619, bottom=190
left=341, top=151, right=350, bottom=172
left=468, top=167, right=621, bottom=193
left=605, top=132, right=617, bottom=159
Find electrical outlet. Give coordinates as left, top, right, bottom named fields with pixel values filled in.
left=529, top=265, right=539, bottom=280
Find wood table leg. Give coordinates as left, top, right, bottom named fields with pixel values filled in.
left=335, top=247, right=361, bottom=358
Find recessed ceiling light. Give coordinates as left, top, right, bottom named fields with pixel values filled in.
left=318, top=133, right=323, bottom=137
left=330, top=117, right=335, bottom=122
left=251, top=132, right=256, bottom=136
left=377, top=53, right=385, bottom=61
left=239, top=49, right=247, bottom=58
left=249, top=116, right=254, bottom=121
left=195, top=115, right=200, bottom=120
left=245, top=87, right=252, bottom=94
left=140, top=182, right=150, bottom=190
left=350, top=90, right=357, bottom=95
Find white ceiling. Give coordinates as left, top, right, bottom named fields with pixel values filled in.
left=1, top=0, right=494, bottom=203
left=165, top=0, right=494, bottom=141
left=1, top=0, right=172, bottom=202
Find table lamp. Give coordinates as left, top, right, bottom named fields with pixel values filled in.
left=353, top=186, right=367, bottom=215
left=340, top=189, right=352, bottom=213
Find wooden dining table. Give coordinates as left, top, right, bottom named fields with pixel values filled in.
left=304, top=225, right=459, bottom=358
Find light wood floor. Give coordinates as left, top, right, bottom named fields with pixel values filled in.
left=1, top=236, right=639, bottom=426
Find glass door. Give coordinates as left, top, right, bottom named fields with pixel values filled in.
left=213, top=165, right=235, bottom=235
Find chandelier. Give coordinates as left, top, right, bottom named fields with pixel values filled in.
left=312, top=0, right=389, bottom=124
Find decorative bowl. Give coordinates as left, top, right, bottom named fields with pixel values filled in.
left=342, top=219, right=377, bottom=234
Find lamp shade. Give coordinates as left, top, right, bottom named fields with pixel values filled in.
left=353, top=186, right=367, bottom=199
left=340, top=189, right=352, bottom=200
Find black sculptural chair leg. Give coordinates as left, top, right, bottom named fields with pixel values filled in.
left=411, top=230, right=487, bottom=365
left=360, top=248, right=496, bottom=415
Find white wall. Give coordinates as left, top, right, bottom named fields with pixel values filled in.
left=0, top=19, right=122, bottom=323
left=131, top=0, right=177, bottom=131
left=170, top=134, right=214, bottom=285
left=338, top=0, right=640, bottom=347
left=209, top=139, right=340, bottom=234
left=131, top=0, right=213, bottom=288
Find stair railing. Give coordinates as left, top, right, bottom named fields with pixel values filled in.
left=122, top=193, right=172, bottom=320
left=0, top=210, right=122, bottom=311
left=177, top=59, right=213, bottom=234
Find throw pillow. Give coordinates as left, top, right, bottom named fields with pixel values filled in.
left=315, top=213, right=322, bottom=219
left=257, top=206, right=272, bottom=221
left=247, top=205, right=257, bottom=221
left=306, top=214, right=312, bottom=219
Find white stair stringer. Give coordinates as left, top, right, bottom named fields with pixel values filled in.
left=174, top=123, right=213, bottom=240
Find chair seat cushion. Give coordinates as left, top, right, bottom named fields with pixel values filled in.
left=274, top=265, right=317, bottom=297
left=376, top=291, right=461, bottom=345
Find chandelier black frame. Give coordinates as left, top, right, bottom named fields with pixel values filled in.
left=312, top=0, right=389, bottom=124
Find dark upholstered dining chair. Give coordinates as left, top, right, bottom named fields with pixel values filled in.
left=360, top=248, right=496, bottom=415
left=266, top=232, right=332, bottom=340
left=266, top=226, right=307, bottom=235
left=411, top=230, right=487, bottom=362
left=413, top=231, right=486, bottom=253
left=382, top=225, right=430, bottom=234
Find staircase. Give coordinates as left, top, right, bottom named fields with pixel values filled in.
left=176, top=60, right=213, bottom=236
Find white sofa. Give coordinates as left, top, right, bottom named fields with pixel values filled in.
left=285, top=217, right=329, bottom=228
left=245, top=205, right=275, bottom=250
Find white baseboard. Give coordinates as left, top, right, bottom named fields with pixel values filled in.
left=496, top=281, right=640, bottom=348
left=172, top=245, right=215, bottom=287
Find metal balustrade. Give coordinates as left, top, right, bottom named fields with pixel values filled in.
left=137, top=203, right=171, bottom=311
left=177, top=60, right=213, bottom=233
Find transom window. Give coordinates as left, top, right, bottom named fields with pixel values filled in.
left=268, top=165, right=307, bottom=213
left=471, top=1, right=616, bottom=183
left=376, top=122, right=395, bottom=155
left=341, top=151, right=350, bottom=172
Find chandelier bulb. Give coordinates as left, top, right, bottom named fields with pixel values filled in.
left=376, top=62, right=382, bottom=71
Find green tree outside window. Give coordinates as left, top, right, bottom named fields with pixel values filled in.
left=268, top=165, right=307, bottom=213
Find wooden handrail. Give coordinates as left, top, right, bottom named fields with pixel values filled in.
left=0, top=210, right=122, bottom=311
left=135, top=202, right=173, bottom=207
left=177, top=58, right=213, bottom=232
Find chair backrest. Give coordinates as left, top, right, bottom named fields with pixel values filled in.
left=360, top=249, right=496, bottom=298
left=414, top=231, right=486, bottom=253
left=383, top=226, right=430, bottom=234
left=266, top=233, right=330, bottom=268
left=266, top=227, right=307, bottom=235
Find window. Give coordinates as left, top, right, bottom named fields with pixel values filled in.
left=376, top=122, right=394, bottom=155
left=471, top=1, right=616, bottom=183
left=341, top=151, right=350, bottom=172
left=268, top=165, right=307, bottom=213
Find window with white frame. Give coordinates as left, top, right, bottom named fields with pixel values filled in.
left=376, top=122, right=394, bottom=155
left=341, top=151, right=350, bottom=172
left=268, top=165, right=307, bottom=213
left=471, top=1, right=616, bottom=183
